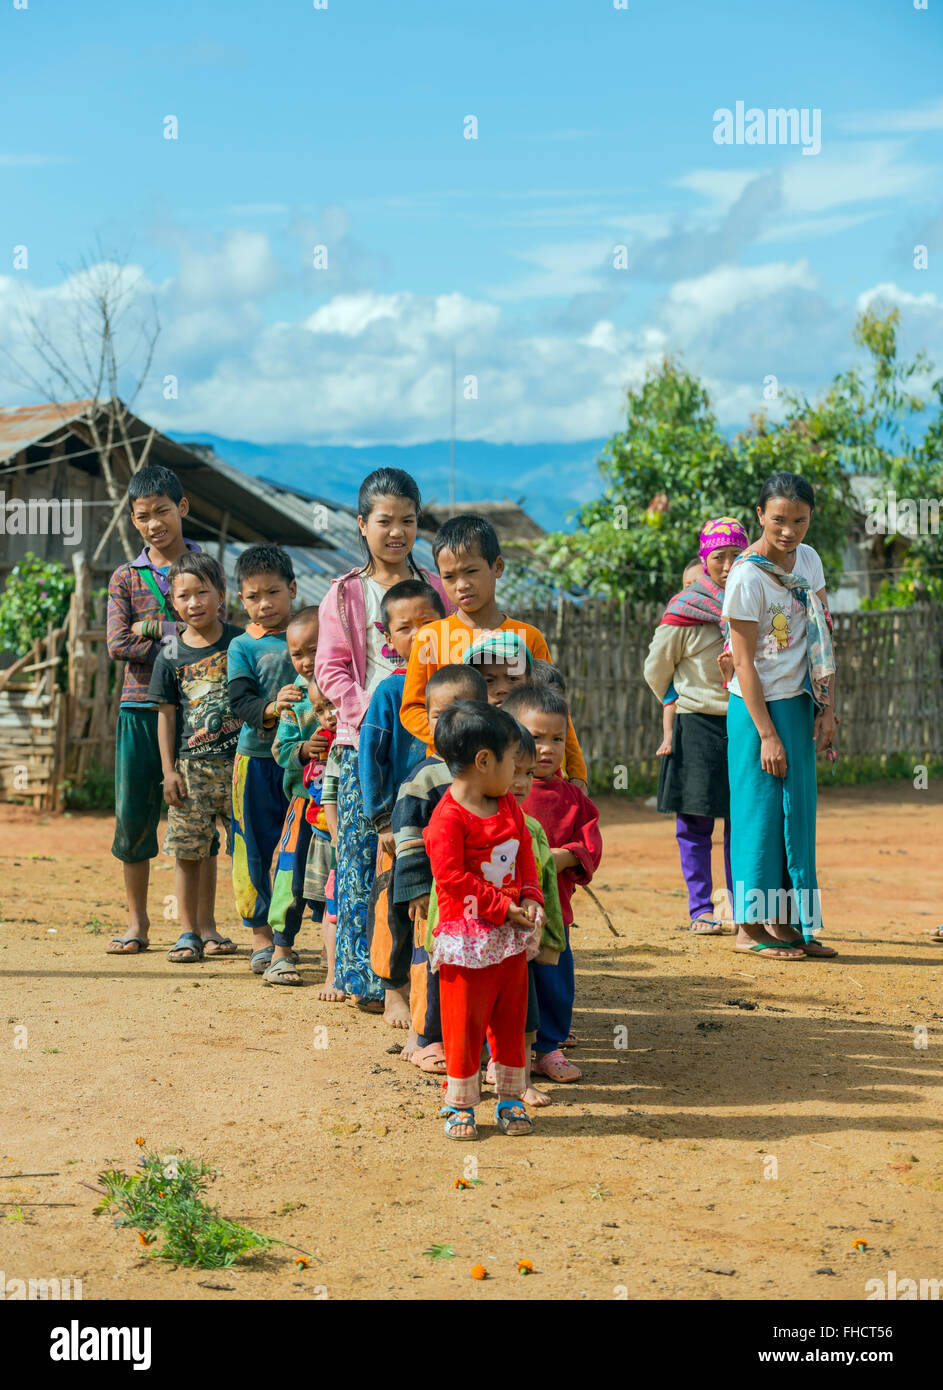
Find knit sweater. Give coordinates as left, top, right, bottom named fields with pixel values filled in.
left=391, top=753, right=452, bottom=905
left=272, top=673, right=321, bottom=799
left=521, top=773, right=602, bottom=926
left=643, top=621, right=728, bottom=717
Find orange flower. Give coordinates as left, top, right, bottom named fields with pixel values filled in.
left=471, top=1264, right=488, bottom=1280
left=852, top=1238, right=868, bottom=1252
left=135, top=1137, right=145, bottom=1147
left=295, top=1257, right=309, bottom=1269
left=453, top=1178, right=469, bottom=1190
left=137, top=1231, right=155, bottom=1246
left=517, top=1259, right=534, bottom=1275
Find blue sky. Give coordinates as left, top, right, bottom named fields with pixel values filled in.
left=1, top=0, right=941, bottom=452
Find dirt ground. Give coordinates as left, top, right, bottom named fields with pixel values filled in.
left=1, top=781, right=941, bottom=1302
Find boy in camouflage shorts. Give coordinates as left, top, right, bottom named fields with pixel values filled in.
left=148, top=553, right=244, bottom=962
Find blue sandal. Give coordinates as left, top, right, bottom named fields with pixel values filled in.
left=167, top=932, right=204, bottom=963
left=250, top=946, right=275, bottom=974
left=440, top=1105, right=478, bottom=1140
left=495, top=1100, right=534, bottom=1136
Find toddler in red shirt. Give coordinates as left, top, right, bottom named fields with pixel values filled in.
left=424, top=700, right=544, bottom=1139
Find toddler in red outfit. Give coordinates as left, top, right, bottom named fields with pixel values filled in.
left=424, top=700, right=544, bottom=1140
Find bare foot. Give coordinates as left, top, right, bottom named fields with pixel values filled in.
left=522, top=1084, right=551, bottom=1107
left=400, top=1028, right=420, bottom=1061
left=383, top=984, right=411, bottom=1029
left=318, top=984, right=347, bottom=1002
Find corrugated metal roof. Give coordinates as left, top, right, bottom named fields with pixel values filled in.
left=0, top=400, right=541, bottom=600
left=0, top=399, right=95, bottom=459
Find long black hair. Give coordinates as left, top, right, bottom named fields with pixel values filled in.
left=758, top=472, right=815, bottom=513
left=357, top=468, right=424, bottom=577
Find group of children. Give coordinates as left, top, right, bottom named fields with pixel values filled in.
left=106, top=465, right=602, bottom=1139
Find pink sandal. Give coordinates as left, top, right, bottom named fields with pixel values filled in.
left=531, top=1049, right=582, bottom=1082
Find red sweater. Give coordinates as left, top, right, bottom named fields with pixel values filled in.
left=424, top=790, right=543, bottom=930
left=522, top=774, right=602, bottom=925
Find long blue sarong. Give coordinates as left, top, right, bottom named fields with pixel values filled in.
left=333, top=744, right=383, bottom=1001
left=726, top=691, right=821, bottom=940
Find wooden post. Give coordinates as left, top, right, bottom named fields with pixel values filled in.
left=217, top=509, right=230, bottom=565
left=69, top=553, right=92, bottom=744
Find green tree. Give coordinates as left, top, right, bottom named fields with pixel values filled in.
left=539, top=309, right=941, bottom=606
left=0, top=553, right=75, bottom=658
left=538, top=358, right=852, bottom=601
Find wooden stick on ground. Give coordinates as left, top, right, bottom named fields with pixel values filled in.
left=581, top=884, right=620, bottom=937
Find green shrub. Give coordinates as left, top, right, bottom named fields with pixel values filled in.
left=59, top=759, right=116, bottom=812
left=0, top=554, right=74, bottom=659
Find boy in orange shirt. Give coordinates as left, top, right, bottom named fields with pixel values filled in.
left=399, top=514, right=588, bottom=788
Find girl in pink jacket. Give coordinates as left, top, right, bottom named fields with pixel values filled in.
left=315, top=468, right=449, bottom=1014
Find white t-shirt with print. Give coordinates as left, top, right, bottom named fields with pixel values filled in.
left=361, top=576, right=402, bottom=696
left=722, top=543, right=826, bottom=702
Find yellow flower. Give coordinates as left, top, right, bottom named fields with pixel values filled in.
left=137, top=1231, right=155, bottom=1246
left=135, top=1137, right=145, bottom=1147
left=453, top=1178, right=469, bottom=1190
left=852, top=1238, right=868, bottom=1252
left=295, top=1257, right=309, bottom=1269
left=517, top=1259, right=534, bottom=1275
left=471, top=1263, right=488, bottom=1280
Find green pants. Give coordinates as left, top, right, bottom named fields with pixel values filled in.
left=111, top=706, right=163, bottom=863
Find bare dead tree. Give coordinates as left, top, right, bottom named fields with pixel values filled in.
left=0, top=239, right=161, bottom=560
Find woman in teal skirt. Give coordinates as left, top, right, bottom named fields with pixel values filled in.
left=722, top=472, right=838, bottom=960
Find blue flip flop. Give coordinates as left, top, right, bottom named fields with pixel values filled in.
left=167, top=932, right=204, bottom=963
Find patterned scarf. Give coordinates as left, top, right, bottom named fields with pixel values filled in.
left=731, top=551, right=836, bottom=707
left=660, top=574, right=725, bottom=627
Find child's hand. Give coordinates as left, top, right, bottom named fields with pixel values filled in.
left=569, top=777, right=589, bottom=793
left=550, top=847, right=578, bottom=872
left=163, top=770, right=186, bottom=807
left=274, top=685, right=303, bottom=714
left=377, top=828, right=396, bottom=861
left=299, top=733, right=330, bottom=763
left=717, top=651, right=734, bottom=682
left=309, top=730, right=332, bottom=760
left=506, top=901, right=543, bottom=931
left=655, top=735, right=672, bottom=756
left=521, top=897, right=545, bottom=930
left=130, top=620, right=147, bottom=637
left=408, top=894, right=430, bottom=922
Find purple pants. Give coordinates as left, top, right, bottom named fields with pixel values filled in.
left=676, top=813, right=732, bottom=921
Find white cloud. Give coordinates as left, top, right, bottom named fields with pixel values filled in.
left=2, top=226, right=940, bottom=454
left=660, top=260, right=818, bottom=341
left=839, top=96, right=943, bottom=134
left=175, top=230, right=280, bottom=303
left=673, top=170, right=756, bottom=210
left=856, top=282, right=943, bottom=313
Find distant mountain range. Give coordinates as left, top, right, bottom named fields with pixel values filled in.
left=167, top=433, right=608, bottom=532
